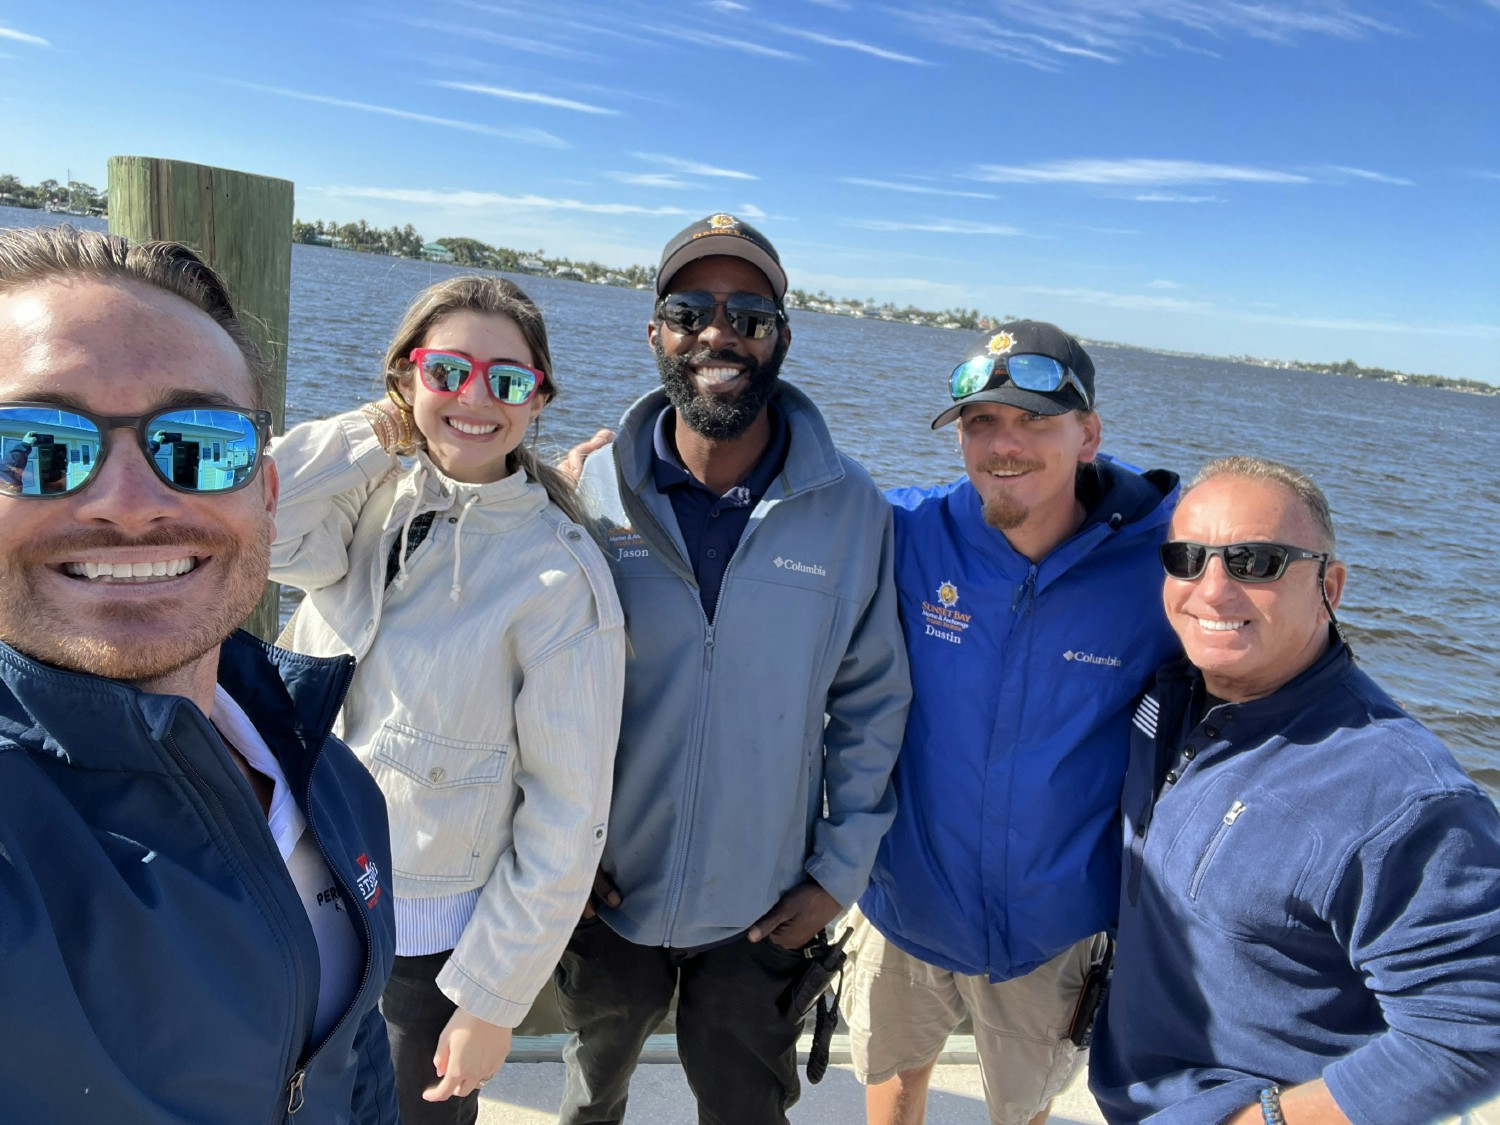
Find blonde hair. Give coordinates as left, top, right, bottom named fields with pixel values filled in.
left=383, top=275, right=586, bottom=525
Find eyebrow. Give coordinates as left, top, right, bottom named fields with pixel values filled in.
left=6, top=389, right=252, bottom=413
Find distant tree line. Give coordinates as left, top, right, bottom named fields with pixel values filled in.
left=0, top=174, right=106, bottom=215
left=1288, top=357, right=1496, bottom=396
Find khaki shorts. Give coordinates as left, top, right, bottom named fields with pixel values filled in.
left=840, top=907, right=1105, bottom=1125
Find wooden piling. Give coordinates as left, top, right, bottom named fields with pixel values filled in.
left=107, top=157, right=293, bottom=641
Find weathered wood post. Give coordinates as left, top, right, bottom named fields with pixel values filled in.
left=107, top=157, right=293, bottom=641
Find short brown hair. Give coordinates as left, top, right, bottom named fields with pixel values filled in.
left=0, top=225, right=270, bottom=408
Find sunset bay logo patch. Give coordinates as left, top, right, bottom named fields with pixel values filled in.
left=986, top=331, right=1016, bottom=357
left=921, top=580, right=971, bottom=645
left=708, top=213, right=738, bottom=230
left=607, top=524, right=649, bottom=560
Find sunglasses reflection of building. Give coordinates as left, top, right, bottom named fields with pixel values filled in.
left=0, top=408, right=254, bottom=494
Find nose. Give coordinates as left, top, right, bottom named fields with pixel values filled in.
left=72, top=433, right=188, bottom=531
left=695, top=303, right=741, bottom=350
left=455, top=369, right=493, bottom=406
left=1193, top=555, right=1237, bottom=600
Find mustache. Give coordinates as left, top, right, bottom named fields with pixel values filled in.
left=12, top=525, right=244, bottom=560
left=978, top=458, right=1045, bottom=476
left=686, top=346, right=755, bottom=368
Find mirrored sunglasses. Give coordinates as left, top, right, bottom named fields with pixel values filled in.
left=656, top=290, right=782, bottom=340
left=0, top=402, right=272, bottom=500
left=949, top=353, right=1093, bottom=410
left=410, top=349, right=543, bottom=406
left=1159, top=540, right=1329, bottom=583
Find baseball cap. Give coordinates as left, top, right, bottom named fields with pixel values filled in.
left=931, top=320, right=1096, bottom=429
left=656, top=213, right=787, bottom=301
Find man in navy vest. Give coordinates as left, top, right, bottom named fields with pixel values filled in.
left=845, top=322, right=1180, bottom=1125
left=0, top=226, right=397, bottom=1124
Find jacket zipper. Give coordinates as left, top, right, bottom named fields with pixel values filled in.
left=1188, top=799, right=1245, bottom=901
left=1010, top=567, right=1037, bottom=615
left=658, top=474, right=843, bottom=944
left=162, top=724, right=310, bottom=1125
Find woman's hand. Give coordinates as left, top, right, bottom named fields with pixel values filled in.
left=422, top=1009, right=512, bottom=1101
left=360, top=397, right=418, bottom=454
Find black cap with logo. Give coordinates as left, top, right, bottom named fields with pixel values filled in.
left=656, top=213, right=787, bottom=301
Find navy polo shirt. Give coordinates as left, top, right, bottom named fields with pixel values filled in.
left=651, top=404, right=790, bottom=622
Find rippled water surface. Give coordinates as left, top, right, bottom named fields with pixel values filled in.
left=5, top=209, right=1496, bottom=797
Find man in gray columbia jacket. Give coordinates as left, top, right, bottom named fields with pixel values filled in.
left=554, top=214, right=911, bottom=1125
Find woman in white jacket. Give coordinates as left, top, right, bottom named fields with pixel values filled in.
left=269, top=276, right=625, bottom=1124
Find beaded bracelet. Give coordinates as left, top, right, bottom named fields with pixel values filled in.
left=1259, top=1085, right=1286, bottom=1125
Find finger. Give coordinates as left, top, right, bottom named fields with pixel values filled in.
left=593, top=870, right=622, bottom=908
left=748, top=905, right=790, bottom=943
left=582, top=895, right=597, bottom=920
left=423, top=1073, right=462, bottom=1102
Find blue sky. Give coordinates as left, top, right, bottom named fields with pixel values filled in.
left=3, top=0, right=1498, bottom=381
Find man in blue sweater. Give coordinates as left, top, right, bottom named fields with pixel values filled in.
left=844, top=321, right=1181, bottom=1125
left=0, top=226, right=398, bottom=1123
left=1091, top=456, right=1500, bottom=1124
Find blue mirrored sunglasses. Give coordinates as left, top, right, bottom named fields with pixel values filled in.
left=949, top=353, right=1092, bottom=410
left=0, top=402, right=272, bottom=499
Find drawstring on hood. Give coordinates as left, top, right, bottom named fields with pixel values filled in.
left=449, top=493, right=479, bottom=601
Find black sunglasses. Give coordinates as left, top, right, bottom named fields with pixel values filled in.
left=656, top=290, right=783, bottom=340
left=0, top=402, right=273, bottom=499
left=1160, top=540, right=1329, bottom=583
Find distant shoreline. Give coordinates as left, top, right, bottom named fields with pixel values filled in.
left=2, top=193, right=1493, bottom=397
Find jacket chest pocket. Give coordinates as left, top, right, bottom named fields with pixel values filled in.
left=1158, top=774, right=1322, bottom=936
left=367, top=721, right=510, bottom=885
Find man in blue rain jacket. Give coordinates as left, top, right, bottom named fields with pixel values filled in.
left=846, top=322, right=1180, bottom=1125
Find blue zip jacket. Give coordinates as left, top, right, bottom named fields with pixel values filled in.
left=578, top=382, right=911, bottom=948
left=860, top=458, right=1179, bottom=981
left=1091, top=641, right=1500, bottom=1124
left=0, top=631, right=398, bottom=1124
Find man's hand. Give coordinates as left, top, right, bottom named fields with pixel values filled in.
left=21, top=431, right=38, bottom=445
left=582, top=866, right=622, bottom=921
left=557, top=428, right=615, bottom=484
left=423, top=1009, right=511, bottom=1102
left=748, top=879, right=841, bottom=951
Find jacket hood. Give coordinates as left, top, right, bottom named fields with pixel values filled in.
left=1081, top=456, right=1179, bottom=534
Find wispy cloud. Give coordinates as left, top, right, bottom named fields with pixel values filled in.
left=309, top=185, right=692, bottom=216
left=1021, top=284, right=1210, bottom=313
left=633, top=153, right=758, bottom=180
left=969, top=158, right=1310, bottom=186
left=734, top=203, right=769, bottom=220
left=606, top=172, right=691, bottom=189
left=893, top=2, right=1397, bottom=70
left=841, top=177, right=997, bottom=200
left=707, top=0, right=748, bottom=10
left=651, top=25, right=804, bottom=60
left=849, top=219, right=1030, bottom=236
left=0, top=24, right=49, bottom=46
left=433, top=81, right=621, bottom=116
left=1323, top=164, right=1415, bottom=186
left=401, top=18, right=599, bottom=61
left=1132, top=191, right=1222, bottom=203
left=222, top=81, right=568, bottom=148
left=1147, top=280, right=1182, bottom=290
left=1233, top=310, right=1499, bottom=337
left=772, top=24, right=931, bottom=63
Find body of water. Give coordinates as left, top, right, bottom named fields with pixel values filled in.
left=5, top=206, right=1497, bottom=798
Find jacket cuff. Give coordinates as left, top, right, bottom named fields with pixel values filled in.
left=805, top=853, right=867, bottom=911
left=435, top=957, right=531, bottom=1029
left=336, top=409, right=400, bottom=483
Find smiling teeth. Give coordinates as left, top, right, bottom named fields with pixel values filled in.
left=695, top=367, right=741, bottom=385
left=991, top=470, right=1024, bottom=477
left=448, top=419, right=499, bottom=435
left=1199, top=619, right=1247, bottom=632
left=65, top=558, right=197, bottom=581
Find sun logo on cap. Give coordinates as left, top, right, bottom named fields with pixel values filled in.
left=986, top=332, right=1015, bottom=356
left=709, top=213, right=738, bottom=230
left=937, top=581, right=959, bottom=608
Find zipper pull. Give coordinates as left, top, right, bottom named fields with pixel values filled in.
left=1223, top=800, right=1246, bottom=826
left=285, top=1068, right=306, bottom=1114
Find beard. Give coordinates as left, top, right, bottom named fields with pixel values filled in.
left=0, top=518, right=273, bottom=686
left=976, top=458, right=1045, bottom=532
left=654, top=336, right=787, bottom=442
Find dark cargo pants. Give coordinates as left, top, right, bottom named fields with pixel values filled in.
left=553, top=916, right=808, bottom=1125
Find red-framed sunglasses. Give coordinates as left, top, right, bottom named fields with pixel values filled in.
left=409, top=349, right=544, bottom=406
